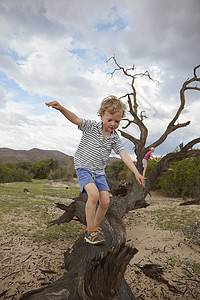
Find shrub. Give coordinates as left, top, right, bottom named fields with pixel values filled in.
left=105, top=160, right=132, bottom=181
left=48, top=166, right=76, bottom=181
left=0, top=162, right=31, bottom=183
left=32, top=158, right=60, bottom=179
left=151, top=157, right=200, bottom=198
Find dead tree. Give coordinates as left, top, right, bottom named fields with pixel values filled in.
left=108, top=57, right=200, bottom=190
left=20, top=62, right=200, bottom=299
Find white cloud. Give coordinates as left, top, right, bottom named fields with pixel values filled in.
left=0, top=0, right=199, bottom=158
left=0, top=87, right=8, bottom=108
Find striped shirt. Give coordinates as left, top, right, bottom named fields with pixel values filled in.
left=74, top=119, right=124, bottom=175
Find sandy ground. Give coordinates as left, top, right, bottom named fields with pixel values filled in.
left=124, top=191, right=200, bottom=299
left=0, top=191, right=200, bottom=299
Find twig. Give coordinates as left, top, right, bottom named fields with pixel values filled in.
left=1, top=270, right=20, bottom=280
left=178, top=241, right=200, bottom=253
left=21, top=254, right=32, bottom=263
left=40, top=269, right=57, bottom=274
left=0, top=290, right=9, bottom=297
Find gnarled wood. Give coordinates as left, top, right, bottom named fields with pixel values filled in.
left=20, top=237, right=138, bottom=300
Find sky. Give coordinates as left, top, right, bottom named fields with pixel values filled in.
left=0, top=0, right=199, bottom=160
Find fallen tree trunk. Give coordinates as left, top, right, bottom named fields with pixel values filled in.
left=179, top=199, right=200, bottom=206
left=20, top=180, right=146, bottom=299
left=20, top=240, right=138, bottom=300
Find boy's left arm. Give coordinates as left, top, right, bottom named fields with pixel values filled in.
left=119, top=150, right=145, bottom=188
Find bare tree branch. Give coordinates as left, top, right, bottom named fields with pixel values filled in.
left=118, top=129, right=141, bottom=149
left=108, top=58, right=200, bottom=174
left=180, top=137, right=200, bottom=153
left=194, top=64, right=200, bottom=76
left=149, top=66, right=199, bottom=149
left=107, top=56, right=160, bottom=154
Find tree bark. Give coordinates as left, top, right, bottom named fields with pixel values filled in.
left=20, top=239, right=138, bottom=300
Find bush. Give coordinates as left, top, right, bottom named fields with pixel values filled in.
left=152, top=157, right=200, bottom=198
left=0, top=162, right=31, bottom=183
left=0, top=157, right=74, bottom=183
left=48, top=166, right=76, bottom=181
left=32, top=158, right=60, bottom=179
left=16, top=161, right=33, bottom=172
left=105, top=160, right=132, bottom=181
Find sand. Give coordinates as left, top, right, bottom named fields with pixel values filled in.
left=0, top=191, right=199, bottom=299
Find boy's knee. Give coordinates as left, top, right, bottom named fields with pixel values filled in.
left=88, top=190, right=99, bottom=203
left=100, top=197, right=110, bottom=210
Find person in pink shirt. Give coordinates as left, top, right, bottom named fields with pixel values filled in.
left=142, top=147, right=159, bottom=178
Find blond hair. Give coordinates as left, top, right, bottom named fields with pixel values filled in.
left=98, top=95, right=126, bottom=117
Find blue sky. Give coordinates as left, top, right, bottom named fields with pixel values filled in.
left=0, top=0, right=199, bottom=160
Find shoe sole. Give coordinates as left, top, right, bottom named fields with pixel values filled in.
left=84, top=236, right=105, bottom=245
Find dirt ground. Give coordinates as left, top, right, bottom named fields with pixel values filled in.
left=0, top=191, right=200, bottom=299
left=124, top=191, right=200, bottom=299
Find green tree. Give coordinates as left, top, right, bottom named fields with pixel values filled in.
left=118, top=168, right=131, bottom=181
left=105, top=160, right=128, bottom=180
left=33, top=161, right=50, bottom=179
left=32, top=158, right=60, bottom=179
left=48, top=166, right=76, bottom=181
left=16, top=161, right=33, bottom=172
left=0, top=162, right=31, bottom=183
left=16, top=161, right=33, bottom=178
left=43, top=157, right=59, bottom=171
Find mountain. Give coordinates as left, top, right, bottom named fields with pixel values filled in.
left=0, top=148, right=119, bottom=166
left=0, top=148, right=73, bottom=166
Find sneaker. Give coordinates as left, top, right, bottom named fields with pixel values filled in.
left=97, top=227, right=105, bottom=239
left=85, top=229, right=105, bottom=245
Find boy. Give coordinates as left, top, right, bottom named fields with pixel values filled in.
left=45, top=96, right=145, bottom=245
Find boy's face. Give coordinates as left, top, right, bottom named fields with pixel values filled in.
left=100, top=110, right=122, bottom=133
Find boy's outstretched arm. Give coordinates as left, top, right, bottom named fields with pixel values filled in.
left=45, top=101, right=81, bottom=127
left=119, top=150, right=145, bottom=188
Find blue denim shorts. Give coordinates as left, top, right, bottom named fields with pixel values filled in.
left=76, top=168, right=110, bottom=193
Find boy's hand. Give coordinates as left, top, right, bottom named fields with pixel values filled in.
left=45, top=101, right=62, bottom=110
left=135, top=173, right=145, bottom=188
left=45, top=101, right=81, bottom=126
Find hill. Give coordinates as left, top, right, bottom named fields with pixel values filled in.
left=0, top=148, right=73, bottom=166
left=0, top=148, right=119, bottom=166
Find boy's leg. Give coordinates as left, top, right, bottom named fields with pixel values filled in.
left=94, top=190, right=110, bottom=228
left=84, top=182, right=99, bottom=230
left=84, top=183, right=105, bottom=244
left=76, top=169, right=105, bottom=244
